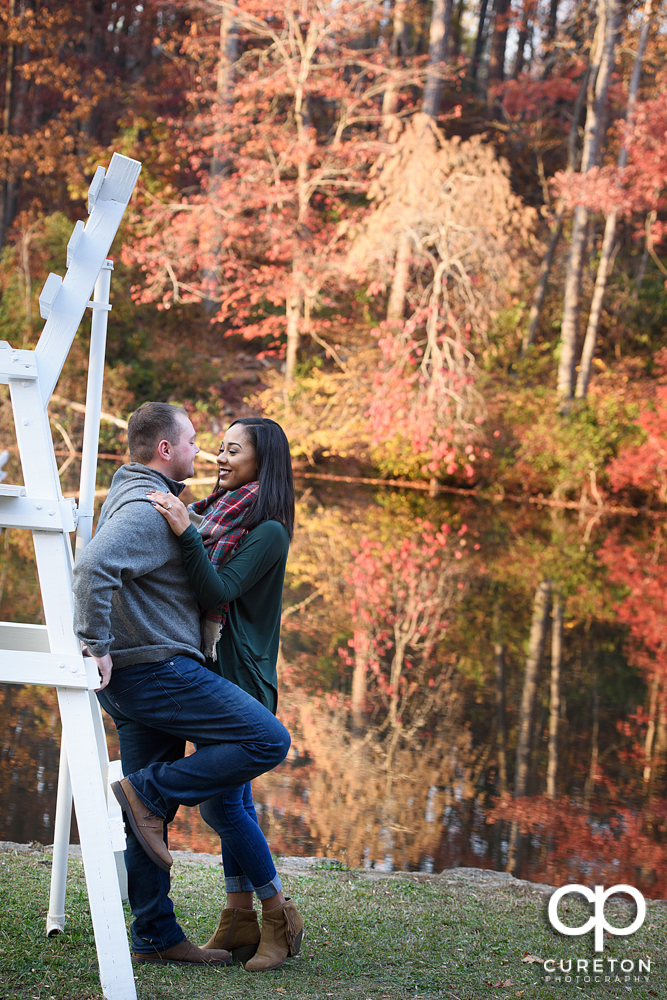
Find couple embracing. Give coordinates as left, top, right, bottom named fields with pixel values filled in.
left=72, top=402, right=303, bottom=971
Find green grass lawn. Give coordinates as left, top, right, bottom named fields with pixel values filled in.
left=0, top=851, right=665, bottom=999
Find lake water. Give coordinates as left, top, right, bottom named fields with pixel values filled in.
left=1, top=481, right=666, bottom=895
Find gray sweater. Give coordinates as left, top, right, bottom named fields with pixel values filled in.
left=72, top=463, right=204, bottom=669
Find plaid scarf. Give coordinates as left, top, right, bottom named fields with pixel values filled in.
left=189, top=480, right=259, bottom=658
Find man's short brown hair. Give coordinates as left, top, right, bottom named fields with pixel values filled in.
left=127, top=402, right=188, bottom=465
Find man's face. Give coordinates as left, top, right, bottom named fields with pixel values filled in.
left=168, top=414, right=199, bottom=481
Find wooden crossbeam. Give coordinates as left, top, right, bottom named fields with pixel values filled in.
left=0, top=650, right=96, bottom=688
left=0, top=495, right=77, bottom=531
left=0, top=621, right=50, bottom=651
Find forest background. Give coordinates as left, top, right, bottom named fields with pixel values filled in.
left=1, top=0, right=667, bottom=890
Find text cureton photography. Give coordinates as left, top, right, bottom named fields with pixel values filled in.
left=543, top=883, right=653, bottom=985
left=542, top=956, right=652, bottom=986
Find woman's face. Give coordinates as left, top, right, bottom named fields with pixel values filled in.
left=216, top=423, right=258, bottom=491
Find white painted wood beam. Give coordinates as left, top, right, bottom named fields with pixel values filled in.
left=0, top=495, right=77, bottom=531
left=0, top=650, right=96, bottom=688
left=0, top=621, right=50, bottom=652
left=36, top=153, right=141, bottom=405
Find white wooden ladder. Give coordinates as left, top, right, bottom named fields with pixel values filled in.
left=0, top=153, right=141, bottom=1000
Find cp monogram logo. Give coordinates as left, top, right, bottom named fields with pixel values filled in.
left=548, top=885, right=646, bottom=952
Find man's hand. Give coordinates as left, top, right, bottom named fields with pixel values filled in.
left=92, top=652, right=113, bottom=691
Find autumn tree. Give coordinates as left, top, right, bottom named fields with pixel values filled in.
left=341, top=519, right=471, bottom=755
left=557, top=0, right=624, bottom=403
left=555, top=93, right=667, bottom=385
left=572, top=0, right=656, bottom=398
left=519, top=68, right=589, bottom=354
left=123, top=0, right=390, bottom=380
left=350, top=119, right=531, bottom=479
left=0, top=0, right=160, bottom=247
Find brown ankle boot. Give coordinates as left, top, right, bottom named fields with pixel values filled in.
left=202, top=907, right=260, bottom=964
left=244, top=898, right=304, bottom=971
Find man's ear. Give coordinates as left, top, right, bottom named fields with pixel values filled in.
left=155, top=438, right=171, bottom=462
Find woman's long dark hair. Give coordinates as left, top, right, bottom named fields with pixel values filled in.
left=226, top=417, right=295, bottom=539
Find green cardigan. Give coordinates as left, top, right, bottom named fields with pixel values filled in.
left=177, top=520, right=289, bottom=714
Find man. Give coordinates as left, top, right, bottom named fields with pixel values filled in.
left=72, top=402, right=290, bottom=966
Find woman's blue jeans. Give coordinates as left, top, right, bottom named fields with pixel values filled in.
left=200, top=782, right=278, bottom=896
left=97, top=655, right=289, bottom=953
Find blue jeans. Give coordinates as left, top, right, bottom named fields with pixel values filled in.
left=200, top=782, right=282, bottom=896
left=97, top=655, right=290, bottom=953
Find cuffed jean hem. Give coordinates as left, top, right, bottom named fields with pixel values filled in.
left=224, top=874, right=255, bottom=893
left=224, top=873, right=283, bottom=900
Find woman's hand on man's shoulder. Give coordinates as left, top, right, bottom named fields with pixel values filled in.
left=146, top=490, right=192, bottom=536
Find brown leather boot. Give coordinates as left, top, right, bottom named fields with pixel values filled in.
left=132, top=938, right=231, bottom=966
left=202, top=906, right=260, bottom=963
left=111, top=777, right=173, bottom=872
left=244, top=898, right=304, bottom=971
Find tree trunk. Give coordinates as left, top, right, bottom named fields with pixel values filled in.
left=522, top=214, right=564, bottom=355
left=211, top=11, right=238, bottom=181
left=507, top=580, right=551, bottom=875
left=450, top=0, right=466, bottom=57
left=83, top=0, right=106, bottom=139
left=512, top=0, right=534, bottom=79
left=387, top=0, right=449, bottom=327
left=487, top=0, right=511, bottom=84
left=387, top=231, right=412, bottom=322
left=285, top=284, right=303, bottom=383
left=19, top=221, right=32, bottom=347
left=643, top=673, right=660, bottom=791
left=495, top=641, right=508, bottom=795
left=284, top=60, right=313, bottom=382
left=557, top=0, right=623, bottom=402
left=574, top=214, right=619, bottom=396
left=0, top=528, right=11, bottom=608
left=388, top=631, right=407, bottom=729
left=558, top=205, right=590, bottom=398
left=470, top=0, right=490, bottom=80
left=514, top=581, right=552, bottom=799
left=202, top=11, right=238, bottom=309
left=392, top=0, right=411, bottom=57
left=547, top=0, right=559, bottom=41
left=654, top=689, right=667, bottom=796
left=422, top=0, right=452, bottom=118
left=636, top=245, right=649, bottom=289
left=583, top=672, right=599, bottom=807
left=351, top=627, right=370, bottom=733
left=540, top=0, right=560, bottom=78
left=546, top=594, right=563, bottom=799
left=636, top=211, right=654, bottom=291
left=575, top=0, right=654, bottom=398
left=382, top=1, right=409, bottom=128
left=521, top=70, right=588, bottom=354
left=0, top=0, right=16, bottom=251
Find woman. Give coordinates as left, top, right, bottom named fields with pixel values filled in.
left=148, top=416, right=302, bottom=971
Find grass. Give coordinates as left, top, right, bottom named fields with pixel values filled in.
left=1, top=851, right=666, bottom=999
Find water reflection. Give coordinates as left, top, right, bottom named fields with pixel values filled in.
left=0, top=685, right=60, bottom=844
left=1, top=485, right=666, bottom=898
